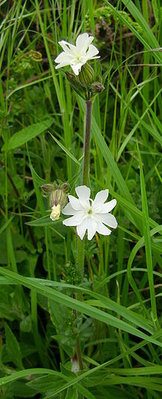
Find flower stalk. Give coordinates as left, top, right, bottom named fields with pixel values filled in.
left=77, top=99, right=92, bottom=277
left=83, top=100, right=93, bottom=185
left=76, top=97, right=93, bottom=373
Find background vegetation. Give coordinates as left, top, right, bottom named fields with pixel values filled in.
left=0, top=0, right=162, bottom=398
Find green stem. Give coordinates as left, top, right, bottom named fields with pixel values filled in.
left=75, top=99, right=93, bottom=374
left=77, top=99, right=93, bottom=277
left=83, top=100, right=93, bottom=185
left=77, top=237, right=84, bottom=279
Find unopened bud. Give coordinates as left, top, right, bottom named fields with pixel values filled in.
left=91, top=81, right=105, bottom=93
left=61, top=183, right=69, bottom=192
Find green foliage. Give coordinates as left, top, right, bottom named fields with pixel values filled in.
left=2, top=119, right=54, bottom=151
left=0, top=0, right=161, bottom=398
left=2, top=324, right=23, bottom=369
left=86, top=5, right=143, bottom=33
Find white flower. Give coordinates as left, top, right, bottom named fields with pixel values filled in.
left=62, top=186, right=117, bottom=240
left=55, top=33, right=100, bottom=76
left=50, top=204, right=61, bottom=221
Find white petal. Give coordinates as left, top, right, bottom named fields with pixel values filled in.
left=58, top=40, right=70, bottom=52
left=55, top=61, right=74, bottom=70
left=99, top=213, right=118, bottom=229
left=66, top=43, right=78, bottom=54
left=87, top=219, right=97, bottom=240
left=76, top=33, right=94, bottom=53
left=75, top=185, right=91, bottom=200
left=59, top=40, right=76, bottom=54
left=71, top=63, right=83, bottom=75
left=99, top=199, right=117, bottom=213
left=96, top=222, right=111, bottom=236
left=68, top=195, right=82, bottom=210
left=85, top=44, right=100, bottom=60
left=62, top=203, right=76, bottom=215
left=75, top=185, right=91, bottom=208
left=55, top=63, right=66, bottom=70
left=63, top=212, right=84, bottom=226
left=93, top=189, right=109, bottom=205
left=55, top=52, right=73, bottom=64
left=76, top=218, right=89, bottom=240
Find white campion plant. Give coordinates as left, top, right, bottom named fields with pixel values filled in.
left=55, top=32, right=100, bottom=75
left=62, top=186, right=117, bottom=240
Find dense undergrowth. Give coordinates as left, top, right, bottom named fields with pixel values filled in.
left=0, top=1, right=162, bottom=398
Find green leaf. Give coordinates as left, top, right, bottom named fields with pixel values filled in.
left=0, top=286, right=18, bottom=320
left=48, top=298, right=72, bottom=333
left=3, top=118, right=54, bottom=151
left=26, top=215, right=55, bottom=227
left=4, top=323, right=23, bottom=369
left=65, top=387, right=78, bottom=399
left=0, top=217, right=14, bottom=235
left=0, top=369, right=61, bottom=388
left=7, top=381, right=36, bottom=398
left=49, top=132, right=80, bottom=165
left=27, top=374, right=66, bottom=393
left=0, top=268, right=162, bottom=349
left=77, top=384, right=96, bottom=399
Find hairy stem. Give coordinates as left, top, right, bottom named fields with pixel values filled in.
left=83, top=100, right=93, bottom=185
left=77, top=99, right=93, bottom=277
left=75, top=100, right=93, bottom=374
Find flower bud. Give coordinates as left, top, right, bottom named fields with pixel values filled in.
left=91, top=81, right=105, bottom=94
left=78, top=63, right=94, bottom=87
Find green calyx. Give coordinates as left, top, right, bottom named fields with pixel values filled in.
left=78, top=63, right=94, bottom=87
left=41, top=181, right=69, bottom=209
left=65, top=64, right=104, bottom=100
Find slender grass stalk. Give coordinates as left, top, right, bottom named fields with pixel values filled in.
left=137, top=144, right=158, bottom=327
left=142, top=0, right=150, bottom=116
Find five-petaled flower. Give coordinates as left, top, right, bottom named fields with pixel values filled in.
left=62, top=186, right=117, bottom=240
left=55, top=33, right=100, bottom=76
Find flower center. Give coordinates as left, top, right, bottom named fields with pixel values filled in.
left=88, top=208, right=92, bottom=215
left=76, top=55, right=82, bottom=61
